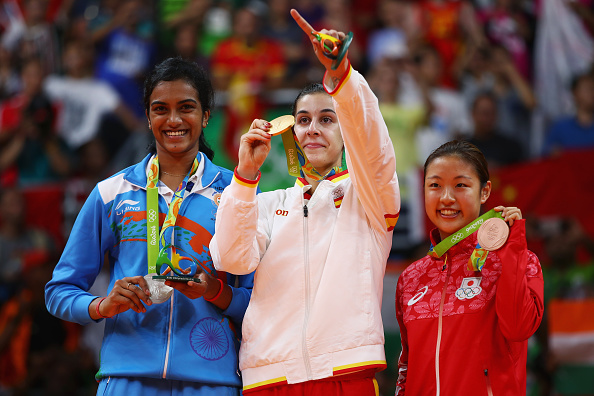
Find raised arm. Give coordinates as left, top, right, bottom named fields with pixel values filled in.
left=291, top=9, right=401, bottom=234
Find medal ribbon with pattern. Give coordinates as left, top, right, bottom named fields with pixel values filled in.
left=146, top=155, right=213, bottom=277
left=427, top=209, right=504, bottom=272
left=280, top=129, right=347, bottom=181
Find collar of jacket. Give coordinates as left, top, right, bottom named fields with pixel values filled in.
left=123, top=152, right=221, bottom=190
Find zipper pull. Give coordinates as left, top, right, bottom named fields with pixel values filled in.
left=303, top=204, right=308, bottom=217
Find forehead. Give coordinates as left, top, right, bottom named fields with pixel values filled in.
left=150, top=80, right=198, bottom=102
left=295, top=92, right=334, bottom=114
left=426, top=155, right=480, bottom=180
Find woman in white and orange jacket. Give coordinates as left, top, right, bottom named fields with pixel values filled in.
left=209, top=9, right=400, bottom=396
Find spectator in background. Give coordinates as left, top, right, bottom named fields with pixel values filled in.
left=210, top=3, right=286, bottom=162
left=0, top=259, right=98, bottom=395
left=262, top=0, right=310, bottom=89
left=43, top=40, right=144, bottom=166
left=0, top=47, right=21, bottom=101
left=0, top=58, right=71, bottom=186
left=0, top=186, right=55, bottom=304
left=477, top=0, right=533, bottom=81
left=414, top=45, right=472, bottom=163
left=368, top=49, right=430, bottom=257
left=90, top=0, right=156, bottom=119
left=168, top=23, right=210, bottom=72
left=409, top=0, right=485, bottom=88
left=0, top=0, right=59, bottom=74
left=466, top=91, right=524, bottom=168
left=366, top=0, right=415, bottom=69
left=567, top=0, right=594, bottom=36
left=543, top=72, right=594, bottom=156
left=457, top=44, right=536, bottom=156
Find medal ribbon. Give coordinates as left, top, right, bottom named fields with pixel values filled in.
left=146, top=155, right=198, bottom=275
left=280, top=129, right=347, bottom=181
left=427, top=209, right=504, bottom=258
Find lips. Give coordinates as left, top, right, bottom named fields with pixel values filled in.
left=439, top=209, right=460, bottom=218
left=164, top=129, right=188, bottom=137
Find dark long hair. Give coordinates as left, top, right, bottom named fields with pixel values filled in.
left=424, top=140, right=490, bottom=188
left=143, top=57, right=215, bottom=160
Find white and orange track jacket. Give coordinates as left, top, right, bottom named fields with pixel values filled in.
left=210, top=66, right=401, bottom=392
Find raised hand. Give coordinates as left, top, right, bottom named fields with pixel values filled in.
left=290, top=9, right=349, bottom=80
left=237, top=119, right=272, bottom=180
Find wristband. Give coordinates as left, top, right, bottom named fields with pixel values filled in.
left=204, top=278, right=224, bottom=302
left=95, top=297, right=109, bottom=319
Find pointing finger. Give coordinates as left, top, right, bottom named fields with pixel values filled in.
left=290, top=9, right=315, bottom=37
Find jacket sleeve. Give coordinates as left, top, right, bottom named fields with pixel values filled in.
left=45, top=186, right=115, bottom=325
left=324, top=65, right=401, bottom=235
left=495, top=219, right=544, bottom=342
left=210, top=171, right=269, bottom=275
left=221, top=272, right=253, bottom=323
left=395, top=275, right=409, bottom=395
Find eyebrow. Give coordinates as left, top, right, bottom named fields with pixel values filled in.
left=150, top=98, right=198, bottom=106
left=426, top=175, right=473, bottom=180
left=296, top=108, right=337, bottom=115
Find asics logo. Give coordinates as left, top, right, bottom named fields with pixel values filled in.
left=115, top=199, right=139, bottom=210
left=408, top=286, right=429, bottom=306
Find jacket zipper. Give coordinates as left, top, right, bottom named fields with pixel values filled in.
left=435, top=256, right=450, bottom=396
left=484, top=369, right=494, bottom=396
left=302, top=203, right=313, bottom=380
left=162, top=289, right=175, bottom=378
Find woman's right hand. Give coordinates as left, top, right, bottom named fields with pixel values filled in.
left=237, top=119, right=272, bottom=180
left=91, top=276, right=152, bottom=319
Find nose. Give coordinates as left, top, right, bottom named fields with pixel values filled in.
left=440, top=187, right=455, bottom=205
left=167, top=110, right=182, bottom=127
left=306, top=119, right=320, bottom=136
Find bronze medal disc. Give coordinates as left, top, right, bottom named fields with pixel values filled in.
left=477, top=217, right=509, bottom=251
left=267, top=115, right=295, bottom=136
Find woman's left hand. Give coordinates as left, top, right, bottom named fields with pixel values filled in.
left=495, top=206, right=522, bottom=227
left=165, top=266, right=221, bottom=300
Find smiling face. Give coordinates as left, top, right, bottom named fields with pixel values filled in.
left=147, top=79, right=209, bottom=161
left=424, top=155, right=491, bottom=240
left=293, top=92, right=344, bottom=177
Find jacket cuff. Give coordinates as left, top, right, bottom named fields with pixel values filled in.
left=323, top=60, right=352, bottom=97
left=230, top=167, right=259, bottom=202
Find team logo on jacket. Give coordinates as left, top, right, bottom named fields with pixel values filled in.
left=455, top=277, right=483, bottom=300
left=408, top=286, right=429, bottom=306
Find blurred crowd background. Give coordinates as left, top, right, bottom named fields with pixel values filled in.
left=0, top=0, right=593, bottom=394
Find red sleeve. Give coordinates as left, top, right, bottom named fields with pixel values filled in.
left=395, top=276, right=409, bottom=395
left=495, top=219, right=544, bottom=342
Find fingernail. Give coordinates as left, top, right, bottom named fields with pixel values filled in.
left=265, top=122, right=271, bottom=127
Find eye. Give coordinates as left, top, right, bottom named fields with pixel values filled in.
left=180, top=103, right=196, bottom=111
left=456, top=183, right=468, bottom=188
left=297, top=116, right=311, bottom=125
left=321, top=116, right=333, bottom=124
left=427, top=182, right=440, bottom=188
left=151, top=105, right=166, bottom=113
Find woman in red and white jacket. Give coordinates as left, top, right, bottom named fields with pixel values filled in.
left=395, top=140, right=543, bottom=395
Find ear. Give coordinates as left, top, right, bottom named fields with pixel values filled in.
left=480, top=180, right=492, bottom=205
left=202, top=110, right=210, bottom=128
left=146, top=111, right=151, bottom=129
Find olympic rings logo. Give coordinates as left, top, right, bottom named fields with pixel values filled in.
left=148, top=209, right=157, bottom=223
left=450, top=232, right=464, bottom=243
left=455, top=286, right=482, bottom=300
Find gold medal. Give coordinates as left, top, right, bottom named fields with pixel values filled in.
left=267, top=115, right=295, bottom=136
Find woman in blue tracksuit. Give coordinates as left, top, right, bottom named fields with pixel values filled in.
left=45, top=57, right=253, bottom=396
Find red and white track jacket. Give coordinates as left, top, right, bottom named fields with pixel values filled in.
left=395, top=219, right=544, bottom=395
